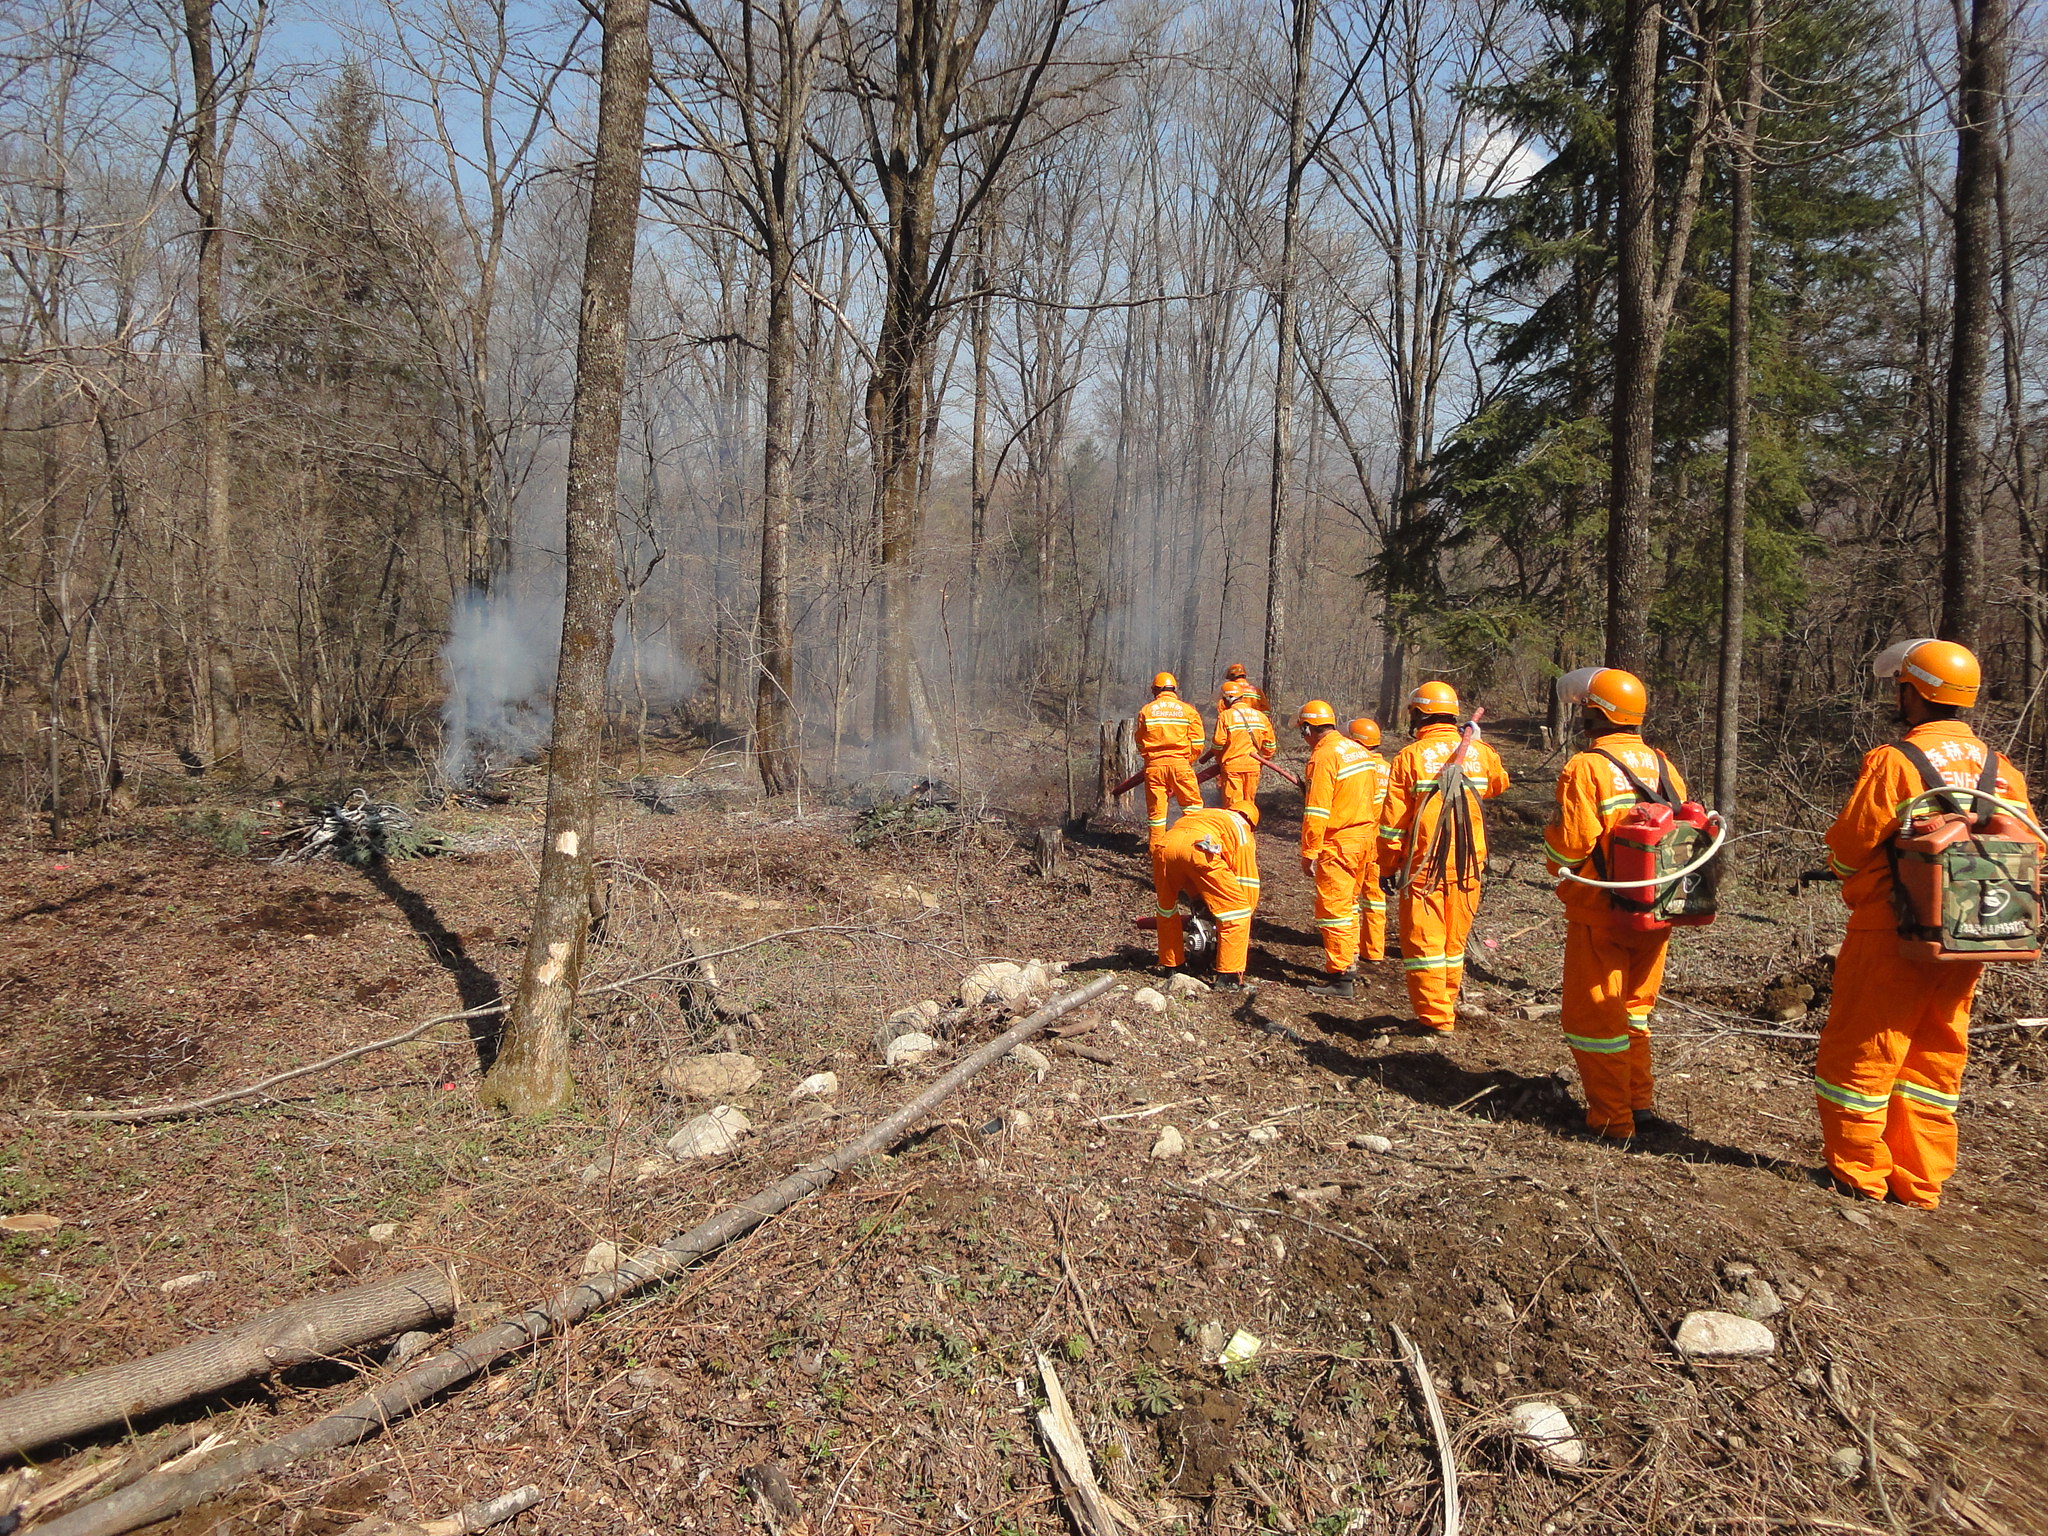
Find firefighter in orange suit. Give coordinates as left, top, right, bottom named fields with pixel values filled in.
left=1135, top=672, right=1205, bottom=839
left=1207, top=683, right=1277, bottom=815
left=1218, top=663, right=1267, bottom=713
left=1346, top=718, right=1394, bottom=961
left=1542, top=668, right=1685, bottom=1139
left=1153, top=804, right=1259, bottom=992
left=1379, top=682, right=1509, bottom=1030
left=1296, top=701, right=1383, bottom=996
left=1815, top=639, right=2039, bottom=1207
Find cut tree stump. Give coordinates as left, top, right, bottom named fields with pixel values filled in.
left=0, top=1266, right=456, bottom=1460
left=1032, top=828, right=1063, bottom=878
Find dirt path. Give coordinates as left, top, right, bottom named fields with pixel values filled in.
left=2, top=744, right=2044, bottom=1534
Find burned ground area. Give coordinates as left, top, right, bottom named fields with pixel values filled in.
left=2, top=732, right=2046, bottom=1536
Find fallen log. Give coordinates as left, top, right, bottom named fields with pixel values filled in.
left=34, top=973, right=1118, bottom=1536
left=0, top=1267, right=456, bottom=1461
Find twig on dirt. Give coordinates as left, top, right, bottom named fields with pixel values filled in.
left=1388, top=1321, right=1460, bottom=1536
left=344, top=1485, right=542, bottom=1536
left=38, top=923, right=920, bottom=1124
left=34, top=975, right=1119, bottom=1536
left=1174, top=1187, right=1387, bottom=1263
left=1586, top=1195, right=1684, bottom=1358
left=1447, top=1084, right=1500, bottom=1115
left=1860, top=1410, right=1904, bottom=1536
left=1087, top=1099, right=1198, bottom=1125
left=1049, top=1198, right=1105, bottom=1348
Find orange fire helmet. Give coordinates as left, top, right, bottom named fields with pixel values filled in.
left=1558, top=666, right=1647, bottom=726
left=1225, top=663, right=1249, bottom=680
left=1347, top=717, right=1381, bottom=747
left=1221, top=681, right=1253, bottom=702
left=1231, top=802, right=1261, bottom=829
left=1152, top=672, right=1179, bottom=692
left=1874, top=638, right=1980, bottom=707
left=1297, top=699, right=1337, bottom=729
left=1407, top=681, right=1459, bottom=715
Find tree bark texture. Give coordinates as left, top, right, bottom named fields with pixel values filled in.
left=479, top=0, right=651, bottom=1116
left=1940, top=0, right=2009, bottom=647
left=181, top=0, right=243, bottom=768
left=1715, top=5, right=1762, bottom=814
left=1261, top=0, right=1317, bottom=705
left=0, top=1267, right=456, bottom=1458
left=1604, top=0, right=1660, bottom=674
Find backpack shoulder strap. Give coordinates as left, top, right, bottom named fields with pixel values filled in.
left=1973, top=742, right=2002, bottom=828
left=1591, top=747, right=1671, bottom=807
left=1893, top=739, right=1953, bottom=814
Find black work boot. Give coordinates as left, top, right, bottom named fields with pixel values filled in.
left=1303, top=970, right=1358, bottom=999
left=1212, top=972, right=1253, bottom=994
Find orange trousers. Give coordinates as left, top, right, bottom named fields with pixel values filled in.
left=1144, top=760, right=1201, bottom=837
left=1356, top=850, right=1387, bottom=962
left=1559, top=921, right=1669, bottom=1137
left=1153, top=856, right=1253, bottom=974
left=1219, top=764, right=1260, bottom=814
left=1399, top=878, right=1481, bottom=1030
left=1311, top=825, right=1375, bottom=972
left=1815, top=926, right=1980, bottom=1207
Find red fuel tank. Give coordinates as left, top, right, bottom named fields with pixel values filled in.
left=1606, top=801, right=1717, bottom=930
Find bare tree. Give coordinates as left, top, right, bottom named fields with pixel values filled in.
left=1940, top=0, right=2011, bottom=646
left=179, top=0, right=266, bottom=768
left=481, top=0, right=653, bottom=1116
left=1714, top=0, right=1764, bottom=812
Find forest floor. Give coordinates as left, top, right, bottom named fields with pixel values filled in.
left=3, top=722, right=2047, bottom=1536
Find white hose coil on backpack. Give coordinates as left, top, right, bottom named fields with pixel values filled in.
left=1553, top=813, right=1729, bottom=890
left=1890, top=787, right=2048, bottom=846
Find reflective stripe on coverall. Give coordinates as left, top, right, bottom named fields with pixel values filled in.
left=1301, top=733, right=1383, bottom=973
left=1214, top=703, right=1277, bottom=813
left=1817, top=722, right=2036, bottom=1206
left=1136, top=695, right=1206, bottom=835
left=1380, top=724, right=1509, bottom=1029
left=1153, top=807, right=1260, bottom=974
left=1544, top=734, right=1688, bottom=1137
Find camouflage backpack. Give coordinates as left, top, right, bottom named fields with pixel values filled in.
left=1888, top=741, right=2042, bottom=963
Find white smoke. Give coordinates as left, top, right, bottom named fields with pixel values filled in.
left=438, top=580, right=698, bottom=785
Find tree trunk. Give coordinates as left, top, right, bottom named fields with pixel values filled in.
left=480, top=0, right=650, bottom=1116
left=1261, top=0, right=1317, bottom=703
left=755, top=225, right=798, bottom=795
left=1940, top=0, right=2009, bottom=647
left=1605, top=0, right=1660, bottom=673
left=1715, top=3, right=1762, bottom=815
left=181, top=0, right=243, bottom=769
left=0, top=1266, right=456, bottom=1458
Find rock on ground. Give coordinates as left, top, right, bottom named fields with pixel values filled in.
left=660, top=1051, right=762, bottom=1101
left=1132, top=986, right=1168, bottom=1012
left=884, top=1032, right=940, bottom=1067
left=789, top=1070, right=839, bottom=1100
left=581, top=1240, right=623, bottom=1275
left=1150, top=1125, right=1185, bottom=1159
left=959, top=961, right=1023, bottom=1008
left=1675, top=1310, right=1775, bottom=1358
left=875, top=1000, right=943, bottom=1051
left=1007, top=1043, right=1051, bottom=1080
left=1167, top=972, right=1211, bottom=998
left=665, top=1104, right=754, bottom=1160
left=1508, top=1400, right=1585, bottom=1467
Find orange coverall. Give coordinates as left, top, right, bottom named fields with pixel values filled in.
left=1543, top=734, right=1688, bottom=1138
left=1213, top=702, right=1277, bottom=814
left=1817, top=721, right=2037, bottom=1206
left=1301, top=732, right=1386, bottom=972
left=1352, top=746, right=1393, bottom=960
left=1135, top=694, right=1206, bottom=837
left=1380, top=724, right=1509, bottom=1029
left=1153, top=807, right=1260, bottom=975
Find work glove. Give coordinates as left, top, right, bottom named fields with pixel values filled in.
left=1302, top=856, right=1318, bottom=878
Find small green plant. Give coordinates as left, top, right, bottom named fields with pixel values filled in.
left=1063, top=1333, right=1089, bottom=1362
left=178, top=807, right=262, bottom=857
left=1129, top=1363, right=1177, bottom=1417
